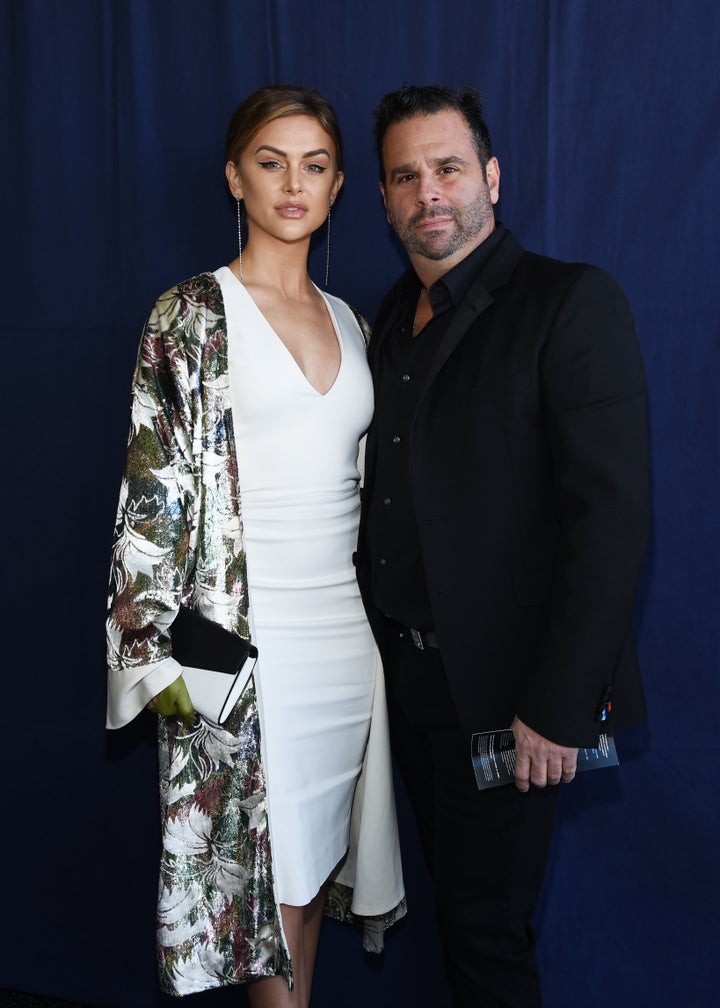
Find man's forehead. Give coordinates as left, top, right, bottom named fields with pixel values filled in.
left=383, top=112, right=477, bottom=167
left=385, top=111, right=472, bottom=148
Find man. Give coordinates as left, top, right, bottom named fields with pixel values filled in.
left=356, top=85, right=650, bottom=1007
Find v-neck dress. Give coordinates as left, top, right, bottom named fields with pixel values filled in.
left=215, top=266, right=375, bottom=906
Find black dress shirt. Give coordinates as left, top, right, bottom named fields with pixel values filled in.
left=367, top=224, right=507, bottom=629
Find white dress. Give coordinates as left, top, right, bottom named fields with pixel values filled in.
left=216, top=266, right=376, bottom=907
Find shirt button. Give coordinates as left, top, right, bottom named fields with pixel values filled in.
left=392, top=435, right=401, bottom=444
left=401, top=373, right=411, bottom=382
left=383, top=497, right=392, bottom=505
left=379, top=558, right=387, bottom=566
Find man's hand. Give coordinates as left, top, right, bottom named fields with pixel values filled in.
left=148, top=675, right=196, bottom=725
left=511, top=716, right=578, bottom=792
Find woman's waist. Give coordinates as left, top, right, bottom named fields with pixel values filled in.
left=239, top=482, right=360, bottom=515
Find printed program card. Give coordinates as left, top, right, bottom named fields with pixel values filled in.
left=471, top=729, right=619, bottom=790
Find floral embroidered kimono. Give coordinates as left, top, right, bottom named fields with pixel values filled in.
left=106, top=273, right=405, bottom=996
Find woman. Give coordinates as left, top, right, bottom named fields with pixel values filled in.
left=106, top=85, right=404, bottom=1006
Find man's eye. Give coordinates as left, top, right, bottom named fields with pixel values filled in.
left=439, top=165, right=458, bottom=174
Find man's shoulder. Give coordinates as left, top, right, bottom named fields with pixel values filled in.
left=519, top=248, right=608, bottom=278
left=509, top=239, right=623, bottom=296
left=474, top=234, right=634, bottom=334
left=502, top=244, right=636, bottom=343
left=516, top=253, right=632, bottom=322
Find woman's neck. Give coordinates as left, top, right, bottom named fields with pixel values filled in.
left=240, top=232, right=313, bottom=298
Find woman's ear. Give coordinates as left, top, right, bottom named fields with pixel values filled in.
left=225, top=160, right=242, bottom=200
left=330, top=171, right=344, bottom=205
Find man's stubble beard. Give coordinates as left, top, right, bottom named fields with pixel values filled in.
left=387, top=189, right=495, bottom=262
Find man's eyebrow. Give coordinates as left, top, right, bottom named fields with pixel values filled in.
left=254, top=144, right=331, bottom=158
left=388, top=155, right=469, bottom=180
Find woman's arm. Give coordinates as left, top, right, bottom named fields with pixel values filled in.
left=106, top=285, right=201, bottom=727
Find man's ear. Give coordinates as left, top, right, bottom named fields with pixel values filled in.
left=485, top=156, right=500, bottom=205
left=379, top=179, right=388, bottom=210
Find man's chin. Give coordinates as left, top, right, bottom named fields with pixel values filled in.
left=416, top=240, right=460, bottom=262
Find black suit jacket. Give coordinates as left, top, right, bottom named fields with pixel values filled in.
left=358, top=230, right=650, bottom=748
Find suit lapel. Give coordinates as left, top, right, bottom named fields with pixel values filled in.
left=417, top=278, right=494, bottom=404
left=366, top=230, right=526, bottom=482
left=415, top=230, right=525, bottom=409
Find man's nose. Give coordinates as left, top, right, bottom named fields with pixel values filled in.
left=416, top=174, right=440, bottom=205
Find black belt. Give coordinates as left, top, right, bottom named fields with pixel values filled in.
left=386, top=617, right=439, bottom=650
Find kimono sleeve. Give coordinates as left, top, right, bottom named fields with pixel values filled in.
left=106, top=287, right=202, bottom=728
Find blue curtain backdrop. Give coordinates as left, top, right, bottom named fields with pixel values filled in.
left=2, top=1, right=717, bottom=1006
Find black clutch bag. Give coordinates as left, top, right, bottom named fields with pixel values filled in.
left=170, top=605, right=258, bottom=724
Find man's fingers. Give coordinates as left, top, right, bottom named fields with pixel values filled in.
left=545, top=755, right=566, bottom=785
left=516, top=756, right=576, bottom=790
left=530, top=764, right=549, bottom=789
left=561, top=758, right=577, bottom=783
left=514, top=752, right=531, bottom=792
left=512, top=717, right=580, bottom=790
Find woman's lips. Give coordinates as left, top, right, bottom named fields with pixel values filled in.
left=276, top=202, right=308, bottom=217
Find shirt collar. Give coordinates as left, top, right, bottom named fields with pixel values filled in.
left=396, top=222, right=508, bottom=315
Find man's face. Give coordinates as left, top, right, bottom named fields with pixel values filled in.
left=379, top=109, right=500, bottom=266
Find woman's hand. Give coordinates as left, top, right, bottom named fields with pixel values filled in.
left=148, top=675, right=196, bottom=725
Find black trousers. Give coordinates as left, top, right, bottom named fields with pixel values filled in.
left=381, top=624, right=560, bottom=1008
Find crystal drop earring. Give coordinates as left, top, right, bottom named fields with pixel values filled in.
left=236, top=196, right=244, bottom=283
left=324, top=201, right=334, bottom=288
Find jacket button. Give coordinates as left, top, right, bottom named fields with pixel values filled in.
left=401, top=373, right=411, bottom=382
left=392, top=435, right=401, bottom=444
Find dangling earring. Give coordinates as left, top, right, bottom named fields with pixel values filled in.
left=325, top=200, right=333, bottom=288
left=236, top=196, right=244, bottom=283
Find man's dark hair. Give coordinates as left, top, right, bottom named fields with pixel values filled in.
left=373, top=85, right=493, bottom=180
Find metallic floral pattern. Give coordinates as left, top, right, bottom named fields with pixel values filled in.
left=107, top=274, right=287, bottom=995
left=157, top=689, right=290, bottom=995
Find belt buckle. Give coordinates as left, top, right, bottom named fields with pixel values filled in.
left=410, top=627, right=424, bottom=650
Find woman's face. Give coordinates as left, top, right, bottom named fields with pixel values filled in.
left=226, top=114, right=343, bottom=246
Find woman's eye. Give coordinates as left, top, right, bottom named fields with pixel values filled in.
left=259, top=160, right=282, bottom=170
left=305, top=163, right=327, bottom=173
